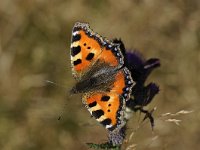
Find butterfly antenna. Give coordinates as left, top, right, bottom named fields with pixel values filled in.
left=45, top=80, right=67, bottom=89
left=44, top=80, right=72, bottom=120
left=57, top=90, right=75, bottom=121
left=57, top=99, right=68, bottom=120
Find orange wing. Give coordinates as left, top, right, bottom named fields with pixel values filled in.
left=70, top=22, right=124, bottom=80
left=83, top=92, right=125, bottom=131
left=82, top=68, right=134, bottom=131
left=111, top=68, right=134, bottom=101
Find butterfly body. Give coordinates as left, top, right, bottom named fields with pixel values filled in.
left=71, top=61, right=117, bottom=94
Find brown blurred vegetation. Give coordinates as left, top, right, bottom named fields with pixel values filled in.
left=0, top=0, right=199, bottom=150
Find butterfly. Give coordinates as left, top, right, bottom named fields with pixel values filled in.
left=70, top=22, right=135, bottom=145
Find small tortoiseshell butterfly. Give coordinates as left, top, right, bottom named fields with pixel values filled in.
left=70, top=22, right=135, bottom=145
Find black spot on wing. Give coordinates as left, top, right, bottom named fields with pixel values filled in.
left=86, top=53, right=94, bottom=61
left=101, top=118, right=112, bottom=126
left=71, top=46, right=81, bottom=56
left=101, top=95, right=110, bottom=101
left=88, top=101, right=97, bottom=108
left=92, top=110, right=104, bottom=119
left=72, top=34, right=81, bottom=42
left=73, top=59, right=82, bottom=66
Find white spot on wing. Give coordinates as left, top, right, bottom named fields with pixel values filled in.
left=88, top=104, right=101, bottom=112
left=72, top=31, right=79, bottom=36
left=106, top=124, right=113, bottom=129
left=71, top=41, right=79, bottom=48
left=71, top=53, right=81, bottom=61
left=97, top=115, right=107, bottom=122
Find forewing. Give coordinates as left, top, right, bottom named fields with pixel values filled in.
left=70, top=22, right=124, bottom=80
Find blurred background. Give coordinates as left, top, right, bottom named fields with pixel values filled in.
left=0, top=0, right=199, bottom=149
